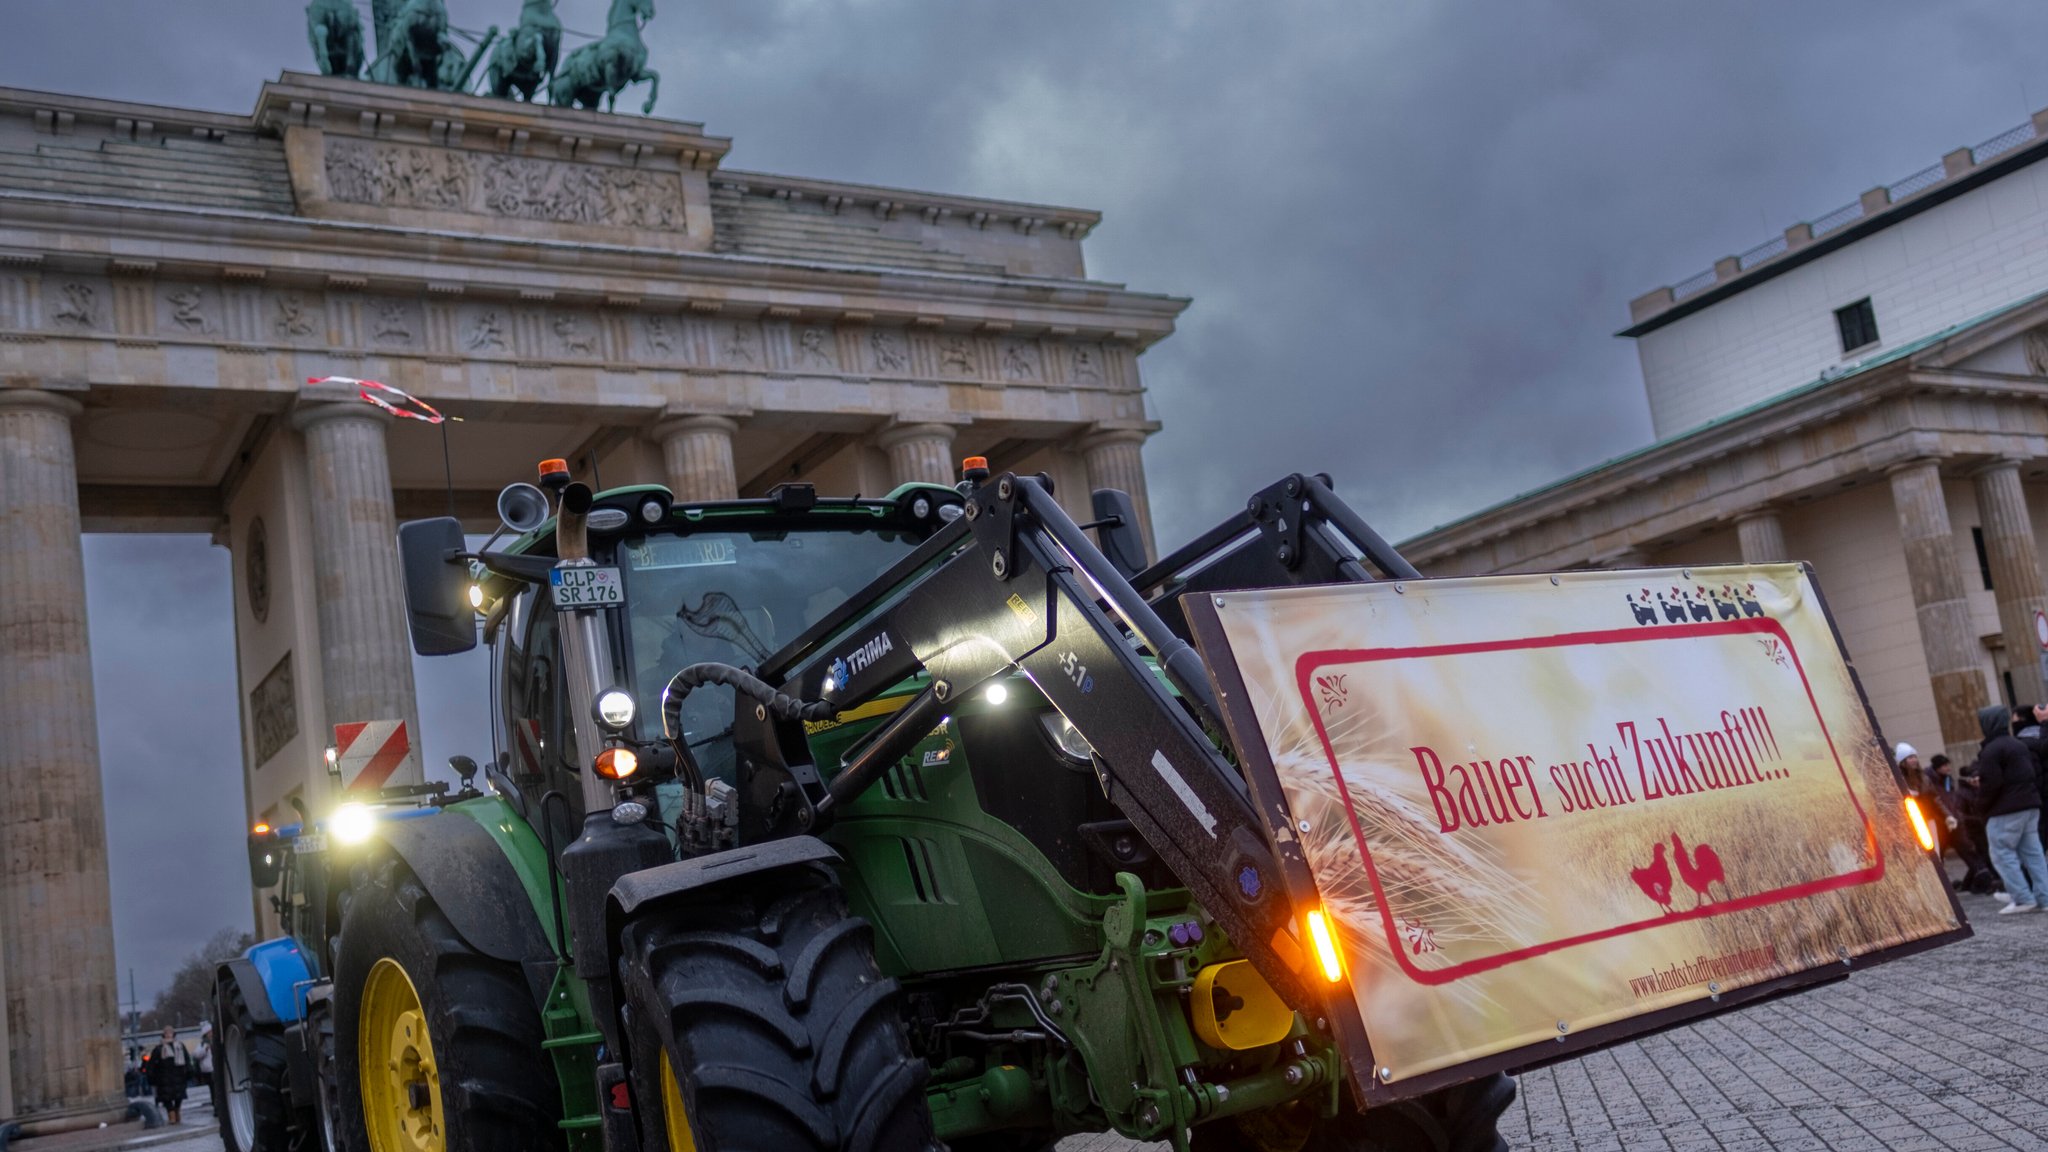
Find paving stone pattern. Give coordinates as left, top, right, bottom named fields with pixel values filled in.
left=1061, top=889, right=2044, bottom=1151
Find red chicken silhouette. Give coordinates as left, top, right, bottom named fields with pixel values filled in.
left=1672, top=834, right=1726, bottom=907
left=1631, top=842, right=1674, bottom=913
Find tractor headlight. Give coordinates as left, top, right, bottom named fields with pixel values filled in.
left=1039, top=712, right=1093, bottom=763
left=594, top=689, right=636, bottom=730
left=640, top=497, right=666, bottom=524
left=331, top=803, right=377, bottom=845
left=912, top=496, right=932, bottom=520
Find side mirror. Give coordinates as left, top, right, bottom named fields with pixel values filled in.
left=398, top=517, right=477, bottom=656
left=248, top=834, right=283, bottom=889
left=1091, top=489, right=1149, bottom=579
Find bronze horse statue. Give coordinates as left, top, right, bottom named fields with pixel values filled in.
left=370, top=0, right=449, bottom=88
left=486, top=0, right=562, bottom=102
left=552, top=0, right=659, bottom=114
left=306, top=0, right=366, bottom=77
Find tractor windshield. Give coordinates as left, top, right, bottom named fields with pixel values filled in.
left=619, top=524, right=923, bottom=779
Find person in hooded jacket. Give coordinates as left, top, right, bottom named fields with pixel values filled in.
left=1973, top=703, right=2048, bottom=914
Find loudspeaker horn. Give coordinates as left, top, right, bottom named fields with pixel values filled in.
left=496, top=482, right=551, bottom=534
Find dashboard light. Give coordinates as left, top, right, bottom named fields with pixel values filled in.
left=331, top=804, right=377, bottom=846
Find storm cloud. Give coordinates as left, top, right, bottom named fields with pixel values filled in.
left=9, top=0, right=2048, bottom=998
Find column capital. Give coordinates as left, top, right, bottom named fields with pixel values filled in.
left=653, top=413, right=742, bottom=441
left=875, top=420, right=961, bottom=452
left=0, top=388, right=83, bottom=421
left=1079, top=425, right=1151, bottom=453
left=1733, top=506, right=1781, bottom=524
left=1967, top=456, right=2028, bottom=479
left=290, top=398, right=392, bottom=433
left=1884, top=455, right=1945, bottom=478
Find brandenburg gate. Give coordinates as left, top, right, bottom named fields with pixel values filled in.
left=0, top=72, right=1184, bottom=1116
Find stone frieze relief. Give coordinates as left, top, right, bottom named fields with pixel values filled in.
left=324, top=138, right=685, bottom=231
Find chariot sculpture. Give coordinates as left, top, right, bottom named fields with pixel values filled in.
left=306, top=0, right=660, bottom=115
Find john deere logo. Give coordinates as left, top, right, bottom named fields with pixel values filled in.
left=827, top=657, right=849, bottom=691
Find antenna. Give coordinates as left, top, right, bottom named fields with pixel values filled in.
left=440, top=420, right=456, bottom=519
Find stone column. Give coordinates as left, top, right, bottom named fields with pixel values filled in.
left=655, top=415, right=740, bottom=503
left=1973, top=460, right=2048, bottom=705
left=1081, top=429, right=1158, bottom=562
left=1735, top=509, right=1789, bottom=563
left=291, top=402, right=421, bottom=779
left=1888, top=459, right=1989, bottom=764
left=878, top=422, right=958, bottom=488
left=0, top=391, right=121, bottom=1116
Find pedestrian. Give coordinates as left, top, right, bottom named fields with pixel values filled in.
left=144, top=1025, right=196, bottom=1124
left=1928, top=753, right=1999, bottom=892
left=1971, top=704, right=2048, bottom=914
left=197, top=1020, right=214, bottom=1078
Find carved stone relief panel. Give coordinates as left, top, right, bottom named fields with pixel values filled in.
left=717, top=320, right=761, bottom=368
left=368, top=297, right=422, bottom=348
left=550, top=310, right=598, bottom=358
left=159, top=284, right=214, bottom=335
left=2025, top=327, right=2048, bottom=376
left=1068, top=342, right=1106, bottom=386
left=793, top=324, right=838, bottom=371
left=461, top=305, right=512, bottom=354
left=249, top=651, right=298, bottom=769
left=44, top=278, right=109, bottom=331
left=271, top=292, right=326, bottom=342
left=325, top=138, right=685, bottom=230
left=999, top=337, right=1042, bottom=382
left=638, top=312, right=691, bottom=363
left=869, top=328, right=911, bottom=376
left=937, top=333, right=979, bottom=378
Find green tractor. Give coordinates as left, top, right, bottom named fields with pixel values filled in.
left=220, top=462, right=1525, bottom=1152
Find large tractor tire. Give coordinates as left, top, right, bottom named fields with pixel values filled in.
left=618, top=861, right=934, bottom=1152
left=332, top=851, right=561, bottom=1152
left=215, top=979, right=292, bottom=1152
left=1194, top=1073, right=1516, bottom=1152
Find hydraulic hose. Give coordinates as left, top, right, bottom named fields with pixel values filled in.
left=659, top=662, right=838, bottom=789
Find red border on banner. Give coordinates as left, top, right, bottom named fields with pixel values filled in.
left=1295, top=616, right=1882, bottom=987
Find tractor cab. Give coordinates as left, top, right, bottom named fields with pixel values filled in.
left=402, top=477, right=970, bottom=842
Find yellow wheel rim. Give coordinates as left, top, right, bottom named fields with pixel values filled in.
left=360, top=958, right=446, bottom=1152
left=660, top=1047, right=698, bottom=1152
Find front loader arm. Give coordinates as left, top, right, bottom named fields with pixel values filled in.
left=738, top=473, right=1344, bottom=1013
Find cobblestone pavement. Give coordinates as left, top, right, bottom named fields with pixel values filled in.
left=1062, top=888, right=2041, bottom=1151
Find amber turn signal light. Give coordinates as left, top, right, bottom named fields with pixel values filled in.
left=593, top=747, right=639, bottom=781
left=1903, top=797, right=1936, bottom=852
left=1305, top=908, right=1344, bottom=983
left=251, top=822, right=271, bottom=836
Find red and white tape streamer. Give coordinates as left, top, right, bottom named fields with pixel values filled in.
left=332, top=720, right=418, bottom=791
left=307, top=376, right=459, bottom=424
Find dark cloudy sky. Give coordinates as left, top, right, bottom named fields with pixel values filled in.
left=12, top=0, right=2048, bottom=1003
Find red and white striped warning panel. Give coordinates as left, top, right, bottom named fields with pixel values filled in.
left=513, top=717, right=544, bottom=779
left=333, top=720, right=417, bottom=791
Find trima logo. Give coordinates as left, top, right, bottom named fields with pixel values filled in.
left=837, top=631, right=896, bottom=682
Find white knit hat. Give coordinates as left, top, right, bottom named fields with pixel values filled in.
left=1894, top=742, right=1917, bottom=764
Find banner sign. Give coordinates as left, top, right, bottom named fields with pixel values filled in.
left=1187, top=564, right=1961, bottom=1089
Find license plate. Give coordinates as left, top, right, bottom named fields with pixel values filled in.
left=551, top=566, right=623, bottom=608
left=295, top=833, right=327, bottom=855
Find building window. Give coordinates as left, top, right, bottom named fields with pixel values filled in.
left=1835, top=297, right=1879, bottom=354
left=1973, top=526, right=1995, bottom=590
